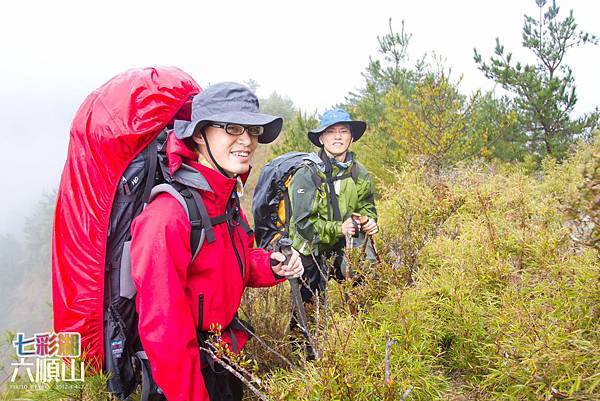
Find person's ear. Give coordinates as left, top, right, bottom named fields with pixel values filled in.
left=192, top=133, right=205, bottom=146
left=319, top=134, right=324, bottom=146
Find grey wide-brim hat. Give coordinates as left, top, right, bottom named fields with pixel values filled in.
left=174, top=82, right=283, bottom=144
left=308, top=108, right=366, bottom=147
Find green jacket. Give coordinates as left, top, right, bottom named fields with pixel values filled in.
left=288, top=152, right=377, bottom=256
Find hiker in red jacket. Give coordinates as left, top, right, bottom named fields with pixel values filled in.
left=130, top=82, right=303, bottom=401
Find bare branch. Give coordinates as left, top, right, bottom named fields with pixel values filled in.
left=199, top=346, right=271, bottom=401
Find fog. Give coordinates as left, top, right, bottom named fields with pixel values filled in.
left=0, top=81, right=81, bottom=236
left=0, top=0, right=598, bottom=236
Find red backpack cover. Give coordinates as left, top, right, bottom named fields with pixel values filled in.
left=52, top=66, right=200, bottom=369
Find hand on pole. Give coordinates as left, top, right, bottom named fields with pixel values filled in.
left=271, top=249, right=304, bottom=278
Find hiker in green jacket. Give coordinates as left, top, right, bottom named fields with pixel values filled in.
left=288, top=108, right=378, bottom=307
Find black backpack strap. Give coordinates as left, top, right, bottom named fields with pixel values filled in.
left=240, top=218, right=252, bottom=235
left=142, top=138, right=159, bottom=205
left=319, top=150, right=342, bottom=221
left=181, top=188, right=207, bottom=260
left=227, top=315, right=255, bottom=354
left=207, top=205, right=252, bottom=235
left=176, top=184, right=253, bottom=255
left=304, top=162, right=323, bottom=188
left=208, top=192, right=252, bottom=235
left=148, top=183, right=209, bottom=261
left=350, top=161, right=359, bottom=183
left=187, top=187, right=216, bottom=244
left=136, top=351, right=166, bottom=401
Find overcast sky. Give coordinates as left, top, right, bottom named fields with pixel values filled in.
left=0, top=0, right=598, bottom=236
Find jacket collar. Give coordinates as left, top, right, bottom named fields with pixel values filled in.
left=318, top=149, right=355, bottom=175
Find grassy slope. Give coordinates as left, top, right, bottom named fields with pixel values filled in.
left=260, top=139, right=599, bottom=400
left=3, top=138, right=598, bottom=400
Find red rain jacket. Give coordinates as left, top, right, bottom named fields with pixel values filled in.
left=130, top=133, right=284, bottom=401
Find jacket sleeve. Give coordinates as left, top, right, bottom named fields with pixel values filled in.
left=289, top=166, right=343, bottom=247
left=242, top=210, right=286, bottom=288
left=246, top=246, right=286, bottom=287
left=355, top=170, right=378, bottom=221
left=130, top=194, right=209, bottom=401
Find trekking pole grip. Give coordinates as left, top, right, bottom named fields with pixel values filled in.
left=270, top=238, right=293, bottom=269
left=279, top=239, right=293, bottom=264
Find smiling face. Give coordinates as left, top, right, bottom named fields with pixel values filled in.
left=319, top=123, right=353, bottom=161
left=192, top=123, right=258, bottom=177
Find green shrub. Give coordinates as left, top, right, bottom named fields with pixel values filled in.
left=260, top=137, right=599, bottom=400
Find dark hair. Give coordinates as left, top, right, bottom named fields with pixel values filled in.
left=183, top=136, right=200, bottom=153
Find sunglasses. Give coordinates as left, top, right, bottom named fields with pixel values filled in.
left=209, top=123, right=264, bottom=137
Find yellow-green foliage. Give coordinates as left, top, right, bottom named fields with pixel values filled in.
left=561, top=131, right=600, bottom=252
left=353, top=73, right=519, bottom=182
left=382, top=74, right=469, bottom=164
left=264, top=137, right=599, bottom=400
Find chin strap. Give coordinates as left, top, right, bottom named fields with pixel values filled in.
left=200, top=127, right=230, bottom=177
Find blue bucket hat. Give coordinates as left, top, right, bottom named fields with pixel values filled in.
left=308, top=108, right=366, bottom=147
left=174, top=82, right=283, bottom=144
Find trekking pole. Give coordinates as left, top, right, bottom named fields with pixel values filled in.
left=343, top=214, right=363, bottom=280
left=352, top=213, right=381, bottom=263
left=370, top=235, right=381, bottom=263
left=351, top=213, right=369, bottom=255
left=273, top=238, right=313, bottom=354
left=343, top=232, right=353, bottom=280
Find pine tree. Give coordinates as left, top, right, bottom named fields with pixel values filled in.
left=474, top=0, right=598, bottom=160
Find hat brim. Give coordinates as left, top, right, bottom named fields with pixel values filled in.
left=308, top=120, right=366, bottom=147
left=175, top=111, right=283, bottom=144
